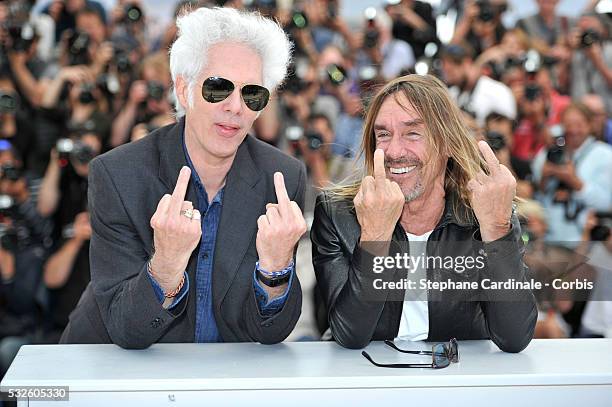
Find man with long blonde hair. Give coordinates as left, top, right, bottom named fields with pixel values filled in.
left=311, top=74, right=537, bottom=352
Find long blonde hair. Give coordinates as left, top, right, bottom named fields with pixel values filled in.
left=328, top=74, right=488, bottom=225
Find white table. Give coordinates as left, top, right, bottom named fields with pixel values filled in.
left=2, top=339, right=612, bottom=406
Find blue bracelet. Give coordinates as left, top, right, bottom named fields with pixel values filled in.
left=256, top=260, right=294, bottom=277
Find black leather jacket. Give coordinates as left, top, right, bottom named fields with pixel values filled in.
left=311, top=192, right=537, bottom=352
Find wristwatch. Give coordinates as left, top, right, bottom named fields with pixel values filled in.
left=256, top=261, right=293, bottom=287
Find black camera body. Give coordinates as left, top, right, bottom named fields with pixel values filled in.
left=285, top=126, right=324, bottom=152
left=0, top=164, right=23, bottom=182
left=67, top=30, right=91, bottom=66
left=476, top=0, right=496, bottom=22
left=524, top=83, right=542, bottom=101
left=591, top=211, right=612, bottom=242
left=7, top=22, right=36, bottom=52
left=325, top=64, right=347, bottom=86
left=146, top=81, right=165, bottom=101
left=78, top=83, right=96, bottom=105
left=56, top=138, right=95, bottom=165
left=580, top=29, right=601, bottom=48
left=0, top=91, right=18, bottom=114
left=485, top=130, right=506, bottom=152
left=124, top=4, right=144, bottom=24
left=546, top=135, right=566, bottom=165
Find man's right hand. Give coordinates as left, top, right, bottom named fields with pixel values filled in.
left=354, top=149, right=404, bottom=242
left=149, top=166, right=202, bottom=293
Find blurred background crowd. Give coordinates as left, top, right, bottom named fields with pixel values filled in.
left=0, top=0, right=611, bottom=382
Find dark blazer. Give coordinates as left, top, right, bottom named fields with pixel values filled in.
left=311, top=191, right=537, bottom=353
left=60, top=119, right=306, bottom=348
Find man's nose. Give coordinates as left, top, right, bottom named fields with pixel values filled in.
left=222, top=88, right=243, bottom=115
left=385, top=133, right=405, bottom=159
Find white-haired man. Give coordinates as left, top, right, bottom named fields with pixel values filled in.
left=60, top=7, right=307, bottom=348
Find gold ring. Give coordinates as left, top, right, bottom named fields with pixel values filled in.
left=181, top=208, right=194, bottom=219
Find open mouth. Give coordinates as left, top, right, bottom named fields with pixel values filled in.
left=215, top=122, right=241, bottom=137
left=388, top=166, right=417, bottom=175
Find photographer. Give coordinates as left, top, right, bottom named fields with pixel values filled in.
left=569, top=13, right=612, bottom=114
left=484, top=112, right=534, bottom=199
left=532, top=102, right=612, bottom=245
left=109, top=51, right=174, bottom=148
left=39, top=61, right=111, bottom=149
left=580, top=210, right=612, bottom=337
left=439, top=42, right=516, bottom=126
left=108, top=1, right=148, bottom=58
left=1, top=0, right=49, bottom=109
left=0, top=148, right=51, bottom=339
left=383, top=0, right=437, bottom=60
left=286, top=113, right=335, bottom=189
left=36, top=132, right=100, bottom=342
left=316, top=46, right=364, bottom=159
left=357, top=7, right=415, bottom=81
left=43, top=0, right=106, bottom=44
left=0, top=72, right=37, bottom=173
left=451, top=0, right=507, bottom=59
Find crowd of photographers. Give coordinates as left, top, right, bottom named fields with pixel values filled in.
left=0, top=0, right=611, bottom=379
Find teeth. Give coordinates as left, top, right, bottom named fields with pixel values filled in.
left=389, top=166, right=416, bottom=174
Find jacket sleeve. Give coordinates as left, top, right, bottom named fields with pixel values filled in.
left=240, top=161, right=306, bottom=344
left=88, top=158, right=188, bottom=349
left=477, top=213, right=538, bottom=353
left=311, top=193, right=398, bottom=349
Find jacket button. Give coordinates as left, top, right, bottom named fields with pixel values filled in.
left=151, top=317, right=163, bottom=328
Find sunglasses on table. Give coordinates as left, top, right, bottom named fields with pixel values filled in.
left=362, top=338, right=458, bottom=369
left=201, top=77, right=270, bottom=112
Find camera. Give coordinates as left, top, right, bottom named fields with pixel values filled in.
left=546, top=126, right=566, bottom=165
left=327, top=0, right=338, bottom=20
left=476, top=0, right=496, bottom=22
left=0, top=194, right=16, bottom=219
left=0, top=164, right=23, bottom=182
left=67, top=30, right=91, bottom=66
left=124, top=4, right=144, bottom=24
left=485, top=130, right=506, bottom=152
left=113, top=48, right=132, bottom=73
left=285, top=125, right=324, bottom=152
left=0, top=91, right=18, bottom=114
left=7, top=22, right=35, bottom=52
left=78, top=83, right=96, bottom=105
left=56, top=139, right=95, bottom=165
left=289, top=9, right=308, bottom=30
left=580, top=29, right=601, bottom=48
left=590, top=211, right=612, bottom=242
left=146, top=81, right=165, bottom=101
left=325, top=64, right=347, bottom=86
left=363, top=8, right=379, bottom=50
left=524, top=83, right=542, bottom=101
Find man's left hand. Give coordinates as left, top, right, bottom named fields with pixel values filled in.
left=467, top=141, right=516, bottom=242
left=256, top=172, right=307, bottom=272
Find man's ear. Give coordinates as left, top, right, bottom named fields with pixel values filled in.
left=175, top=76, right=189, bottom=110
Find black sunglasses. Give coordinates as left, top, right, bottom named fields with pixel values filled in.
left=201, top=77, right=270, bottom=112
left=362, top=338, right=459, bottom=369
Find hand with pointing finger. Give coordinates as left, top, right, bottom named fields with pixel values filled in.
left=467, top=140, right=517, bottom=243
left=256, top=172, right=307, bottom=272
left=355, top=149, right=405, bottom=242
left=149, top=166, right=202, bottom=293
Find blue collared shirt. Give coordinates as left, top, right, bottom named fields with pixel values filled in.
left=147, top=132, right=293, bottom=341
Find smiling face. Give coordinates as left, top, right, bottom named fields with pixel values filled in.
left=179, top=42, right=264, bottom=163
left=373, top=92, right=446, bottom=202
